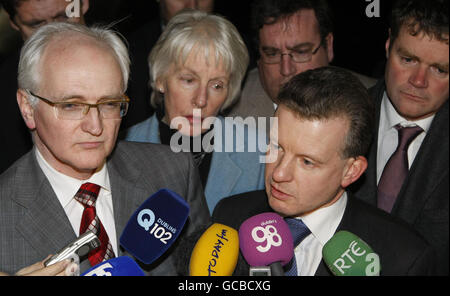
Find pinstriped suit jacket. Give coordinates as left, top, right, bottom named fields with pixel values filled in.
left=0, top=141, right=210, bottom=275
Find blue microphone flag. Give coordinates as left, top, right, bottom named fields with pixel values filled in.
left=82, top=256, right=145, bottom=276
left=120, top=189, right=190, bottom=264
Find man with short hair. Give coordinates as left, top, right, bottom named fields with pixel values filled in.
left=351, top=0, right=449, bottom=275
left=0, top=22, right=210, bottom=275
left=212, top=67, right=436, bottom=276
left=225, top=0, right=376, bottom=120
left=0, top=0, right=90, bottom=174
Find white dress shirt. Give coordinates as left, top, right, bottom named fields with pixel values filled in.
left=35, top=148, right=118, bottom=256
left=376, top=93, right=434, bottom=183
left=293, top=192, right=348, bottom=276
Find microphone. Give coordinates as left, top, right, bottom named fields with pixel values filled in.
left=120, top=188, right=190, bottom=264
left=238, top=213, right=294, bottom=276
left=81, top=256, right=145, bottom=276
left=189, top=223, right=239, bottom=276
left=322, top=230, right=381, bottom=276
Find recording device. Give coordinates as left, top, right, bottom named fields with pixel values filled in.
left=239, top=213, right=294, bottom=276
left=81, top=256, right=145, bottom=276
left=322, top=230, right=381, bottom=276
left=189, top=223, right=239, bottom=276
left=120, top=189, right=190, bottom=264
left=44, top=231, right=100, bottom=267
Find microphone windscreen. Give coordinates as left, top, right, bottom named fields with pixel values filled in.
left=239, top=212, right=293, bottom=267
left=81, top=256, right=145, bottom=276
left=120, top=189, right=190, bottom=264
left=189, top=223, right=239, bottom=276
left=322, top=230, right=381, bottom=276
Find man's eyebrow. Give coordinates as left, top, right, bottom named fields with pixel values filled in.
left=397, top=46, right=449, bottom=70
left=261, top=42, right=315, bottom=52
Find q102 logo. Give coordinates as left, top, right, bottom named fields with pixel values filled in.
left=251, top=225, right=282, bottom=253
left=137, top=209, right=173, bottom=245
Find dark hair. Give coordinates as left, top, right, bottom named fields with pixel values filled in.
left=251, top=0, right=334, bottom=50
left=390, top=0, right=449, bottom=46
left=277, top=66, right=375, bottom=159
left=0, top=0, right=20, bottom=19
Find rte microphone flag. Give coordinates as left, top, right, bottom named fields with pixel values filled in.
left=120, top=189, right=190, bottom=265
left=322, top=230, right=381, bottom=276
left=189, top=223, right=239, bottom=276
left=81, top=256, right=145, bottom=276
left=239, top=213, right=294, bottom=275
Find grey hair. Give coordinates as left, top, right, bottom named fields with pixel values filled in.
left=149, top=10, right=249, bottom=112
left=18, top=22, right=130, bottom=106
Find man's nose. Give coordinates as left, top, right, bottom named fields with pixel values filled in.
left=81, top=107, right=103, bottom=136
left=280, top=54, right=297, bottom=77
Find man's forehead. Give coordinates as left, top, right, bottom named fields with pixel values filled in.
left=261, top=9, right=319, bottom=35
left=16, top=0, right=67, bottom=20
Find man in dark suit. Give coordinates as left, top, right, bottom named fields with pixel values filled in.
left=212, top=67, right=436, bottom=276
left=351, top=0, right=448, bottom=275
left=225, top=0, right=376, bottom=122
left=0, top=22, right=210, bottom=275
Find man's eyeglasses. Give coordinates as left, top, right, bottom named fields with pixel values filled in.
left=260, top=40, right=324, bottom=64
left=26, top=90, right=130, bottom=120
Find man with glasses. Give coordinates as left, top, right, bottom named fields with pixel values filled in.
left=0, top=22, right=209, bottom=275
left=0, top=0, right=90, bottom=174
left=226, top=0, right=376, bottom=121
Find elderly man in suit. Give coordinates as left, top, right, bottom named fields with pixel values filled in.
left=0, top=22, right=210, bottom=275
left=351, top=0, right=449, bottom=275
left=210, top=67, right=436, bottom=276
left=225, top=0, right=376, bottom=122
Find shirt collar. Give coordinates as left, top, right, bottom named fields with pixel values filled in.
left=35, top=148, right=111, bottom=208
left=381, top=92, right=435, bottom=133
left=298, top=192, right=348, bottom=246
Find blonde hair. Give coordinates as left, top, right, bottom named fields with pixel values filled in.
left=149, top=10, right=249, bottom=112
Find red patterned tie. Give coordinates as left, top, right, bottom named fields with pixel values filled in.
left=74, top=182, right=115, bottom=266
left=377, top=124, right=423, bottom=212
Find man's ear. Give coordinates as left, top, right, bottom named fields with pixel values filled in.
left=385, top=29, right=392, bottom=59
left=325, top=33, right=334, bottom=63
left=341, top=156, right=368, bottom=188
left=81, top=0, right=90, bottom=16
left=17, top=89, right=36, bottom=130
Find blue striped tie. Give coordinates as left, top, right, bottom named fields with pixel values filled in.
left=284, top=218, right=311, bottom=276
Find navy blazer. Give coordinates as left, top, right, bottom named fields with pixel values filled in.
left=210, top=190, right=436, bottom=276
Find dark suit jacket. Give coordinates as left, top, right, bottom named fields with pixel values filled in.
left=212, top=190, right=436, bottom=276
left=351, top=79, right=449, bottom=275
left=0, top=141, right=210, bottom=275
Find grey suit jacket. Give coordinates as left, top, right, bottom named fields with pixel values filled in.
left=225, top=67, right=377, bottom=120
left=0, top=141, right=210, bottom=275
left=351, top=79, right=449, bottom=275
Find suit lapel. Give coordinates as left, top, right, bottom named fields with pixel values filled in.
left=352, top=80, right=385, bottom=206
left=107, top=144, right=156, bottom=256
left=13, top=151, right=76, bottom=257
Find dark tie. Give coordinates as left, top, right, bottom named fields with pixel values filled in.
left=74, top=182, right=115, bottom=266
left=284, top=218, right=311, bottom=276
left=377, top=124, right=423, bottom=213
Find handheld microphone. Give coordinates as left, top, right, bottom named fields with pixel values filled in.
left=189, top=223, right=239, bottom=276
left=322, top=231, right=381, bottom=276
left=239, top=213, right=294, bottom=276
left=81, top=256, right=145, bottom=276
left=120, top=189, right=190, bottom=264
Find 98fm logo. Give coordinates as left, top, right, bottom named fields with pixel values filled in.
left=251, top=225, right=282, bottom=253
left=137, top=209, right=174, bottom=244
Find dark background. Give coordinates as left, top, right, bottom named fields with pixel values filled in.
left=1, top=0, right=393, bottom=78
